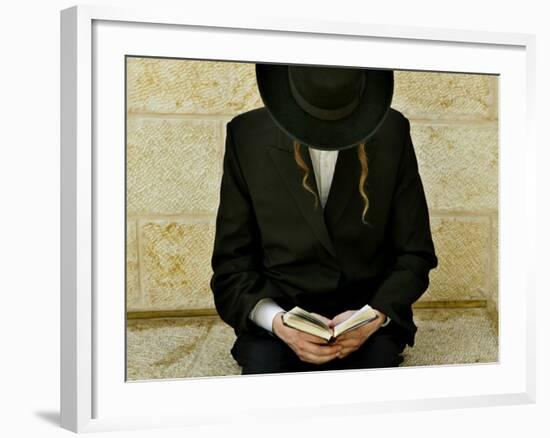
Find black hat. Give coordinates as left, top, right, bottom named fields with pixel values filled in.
left=256, top=63, right=394, bottom=151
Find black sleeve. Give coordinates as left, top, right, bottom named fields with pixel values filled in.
left=210, top=121, right=286, bottom=336
left=368, top=116, right=438, bottom=340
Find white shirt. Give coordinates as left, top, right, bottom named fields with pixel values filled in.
left=249, top=146, right=391, bottom=333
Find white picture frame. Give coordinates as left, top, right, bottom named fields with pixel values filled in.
left=60, top=4, right=537, bottom=433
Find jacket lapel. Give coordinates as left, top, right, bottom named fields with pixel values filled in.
left=322, top=145, right=361, bottom=232
left=267, top=128, right=379, bottom=260
left=268, top=130, right=337, bottom=258
left=324, top=136, right=378, bottom=230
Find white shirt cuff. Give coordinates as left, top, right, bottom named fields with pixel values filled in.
left=249, top=298, right=286, bottom=333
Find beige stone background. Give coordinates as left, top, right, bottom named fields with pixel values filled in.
left=125, top=57, right=499, bottom=380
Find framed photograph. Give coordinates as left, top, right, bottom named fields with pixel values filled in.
left=60, top=4, right=536, bottom=433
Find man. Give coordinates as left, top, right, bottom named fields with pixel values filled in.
left=210, top=64, right=438, bottom=374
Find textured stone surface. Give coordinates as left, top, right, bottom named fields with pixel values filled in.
left=127, top=118, right=223, bottom=215
left=401, top=308, right=498, bottom=366
left=126, top=220, right=140, bottom=308
left=186, top=320, right=241, bottom=378
left=420, top=216, right=491, bottom=302
left=135, top=215, right=494, bottom=309
left=125, top=308, right=498, bottom=380
left=487, top=214, right=499, bottom=332
left=125, top=57, right=500, bottom=317
left=139, top=221, right=216, bottom=310
left=127, top=58, right=497, bottom=120
left=393, top=71, right=496, bottom=120
left=412, top=123, right=498, bottom=211
left=126, top=317, right=215, bottom=380
left=127, top=58, right=262, bottom=114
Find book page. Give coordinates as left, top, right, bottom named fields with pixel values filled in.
left=282, top=306, right=332, bottom=341
left=333, top=306, right=378, bottom=338
left=288, top=307, right=330, bottom=330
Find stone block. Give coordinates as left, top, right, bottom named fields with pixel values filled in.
left=412, top=123, right=498, bottom=211
left=487, top=214, right=499, bottom=332
left=125, top=308, right=498, bottom=380
left=420, top=216, right=491, bottom=302
left=401, top=308, right=498, bottom=365
left=186, top=320, right=241, bottom=377
left=126, top=317, right=215, bottom=380
left=127, top=57, right=262, bottom=114
left=126, top=220, right=141, bottom=309
left=394, top=71, right=496, bottom=120
left=127, top=118, right=223, bottom=215
left=139, top=220, right=216, bottom=310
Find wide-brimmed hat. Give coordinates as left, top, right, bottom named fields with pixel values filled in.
left=256, top=63, right=394, bottom=151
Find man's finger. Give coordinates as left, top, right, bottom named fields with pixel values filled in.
left=301, top=340, right=341, bottom=357
left=334, top=322, right=376, bottom=344
left=333, top=338, right=355, bottom=348
left=338, top=348, right=355, bottom=359
left=329, top=310, right=357, bottom=328
left=333, top=331, right=357, bottom=343
left=330, top=315, right=346, bottom=326
left=297, top=331, right=333, bottom=345
left=310, top=312, right=331, bottom=325
left=300, top=350, right=339, bottom=365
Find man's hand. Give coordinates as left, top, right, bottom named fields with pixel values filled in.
left=272, top=311, right=342, bottom=365
left=328, top=309, right=387, bottom=360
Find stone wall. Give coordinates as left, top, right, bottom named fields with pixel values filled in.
left=126, top=57, right=499, bottom=330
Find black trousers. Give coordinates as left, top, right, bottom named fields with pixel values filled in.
left=230, top=324, right=407, bottom=375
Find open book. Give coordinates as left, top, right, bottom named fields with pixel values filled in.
left=281, top=305, right=379, bottom=343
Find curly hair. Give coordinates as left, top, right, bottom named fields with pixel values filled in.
left=292, top=139, right=371, bottom=225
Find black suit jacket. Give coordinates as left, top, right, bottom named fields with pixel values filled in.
left=210, top=106, right=438, bottom=347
